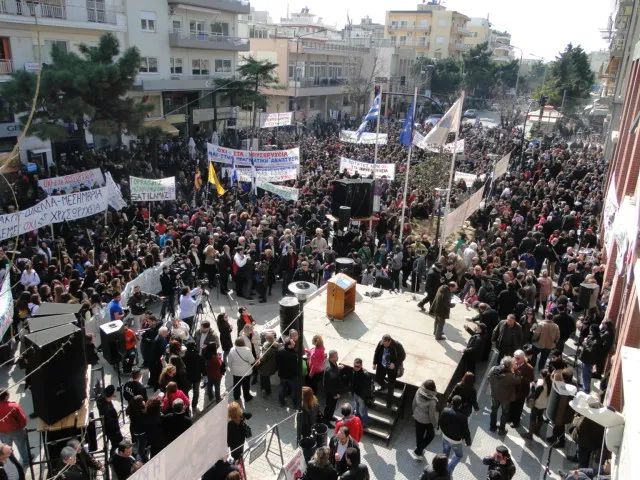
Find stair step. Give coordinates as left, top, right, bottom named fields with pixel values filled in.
left=374, top=386, right=404, bottom=401
left=371, top=397, right=400, bottom=412
left=367, top=409, right=395, bottom=426
left=363, top=425, right=391, bottom=441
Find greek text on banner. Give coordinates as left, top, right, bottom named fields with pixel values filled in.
left=207, top=143, right=300, bottom=168
left=224, top=167, right=298, bottom=183
left=38, top=168, right=105, bottom=194
left=0, top=187, right=109, bottom=241
left=339, top=157, right=395, bottom=181
left=259, top=112, right=293, bottom=128
left=130, top=176, right=176, bottom=202
left=339, top=130, right=388, bottom=145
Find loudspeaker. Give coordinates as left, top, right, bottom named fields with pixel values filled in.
left=577, top=283, right=599, bottom=310
left=99, top=320, right=125, bottom=365
left=25, top=324, right=87, bottom=425
left=279, top=296, right=300, bottom=338
left=331, top=179, right=374, bottom=218
left=338, top=206, right=351, bottom=229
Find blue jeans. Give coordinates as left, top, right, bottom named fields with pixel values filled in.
left=278, top=378, right=299, bottom=407
left=442, top=436, right=463, bottom=473
left=582, top=362, right=593, bottom=393
left=0, top=429, right=29, bottom=465
left=353, top=394, right=369, bottom=427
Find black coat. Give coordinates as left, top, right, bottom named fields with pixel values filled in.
left=161, top=412, right=192, bottom=444
left=183, top=349, right=206, bottom=382
left=217, top=319, right=233, bottom=352
left=372, top=340, right=406, bottom=368
left=0, top=455, right=25, bottom=480
left=328, top=436, right=359, bottom=475
left=227, top=420, right=248, bottom=461
left=303, top=462, right=338, bottom=480
left=96, top=396, right=120, bottom=437
left=323, top=360, right=343, bottom=396
left=276, top=346, right=298, bottom=379
left=425, top=268, right=443, bottom=294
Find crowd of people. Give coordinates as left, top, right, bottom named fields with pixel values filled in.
left=0, top=106, right=613, bottom=480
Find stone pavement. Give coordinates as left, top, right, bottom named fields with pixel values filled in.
left=2, top=286, right=579, bottom=479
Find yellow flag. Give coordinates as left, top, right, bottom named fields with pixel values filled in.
left=194, top=169, right=202, bottom=191
left=208, top=163, right=226, bottom=195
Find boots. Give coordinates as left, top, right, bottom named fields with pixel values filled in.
left=520, top=418, right=540, bottom=439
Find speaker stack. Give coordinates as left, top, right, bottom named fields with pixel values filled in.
left=99, top=320, right=125, bottom=366
left=24, top=322, right=87, bottom=425
left=279, top=296, right=300, bottom=339
left=331, top=179, right=374, bottom=218
left=577, top=283, right=599, bottom=310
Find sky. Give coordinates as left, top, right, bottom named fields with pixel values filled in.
left=249, top=0, right=613, bottom=61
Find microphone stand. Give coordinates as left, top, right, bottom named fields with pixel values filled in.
left=542, top=435, right=563, bottom=480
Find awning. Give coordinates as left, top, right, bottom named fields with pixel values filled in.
left=144, top=119, right=179, bottom=136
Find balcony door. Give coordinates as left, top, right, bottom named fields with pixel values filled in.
left=87, top=0, right=106, bottom=23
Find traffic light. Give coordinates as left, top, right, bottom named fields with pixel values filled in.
left=539, top=94, right=548, bottom=109
left=374, top=85, right=380, bottom=97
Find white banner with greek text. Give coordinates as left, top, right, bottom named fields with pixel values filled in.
left=224, top=166, right=298, bottom=183
left=0, top=187, right=109, bottom=241
left=130, top=176, right=176, bottom=202
left=339, top=157, right=395, bottom=180
left=339, top=130, right=389, bottom=145
left=207, top=143, right=300, bottom=168
left=259, top=112, right=293, bottom=128
left=38, top=168, right=105, bottom=194
left=257, top=181, right=299, bottom=201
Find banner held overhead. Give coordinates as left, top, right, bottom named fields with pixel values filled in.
left=259, top=112, right=293, bottom=128
left=130, top=176, right=176, bottom=202
left=339, top=157, right=395, bottom=181
left=339, top=130, right=389, bottom=145
left=38, top=168, right=105, bottom=194
left=207, top=143, right=300, bottom=168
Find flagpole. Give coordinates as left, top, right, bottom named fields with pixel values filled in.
left=369, top=96, right=382, bottom=233
left=399, top=87, right=418, bottom=244
left=439, top=90, right=465, bottom=257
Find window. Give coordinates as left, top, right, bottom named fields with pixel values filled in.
left=399, top=36, right=407, bottom=45
left=141, top=11, right=156, bottom=32
left=399, top=21, right=407, bottom=28
left=211, top=22, right=229, bottom=36
left=172, top=20, right=181, bottom=33
left=192, top=59, right=209, bottom=75
left=215, top=59, right=231, bottom=73
left=190, top=21, right=205, bottom=35
left=288, top=64, right=295, bottom=79
left=390, top=35, right=396, bottom=44
left=419, top=37, right=426, bottom=46
left=170, top=57, right=182, bottom=74
left=42, top=40, right=68, bottom=64
left=435, top=36, right=444, bottom=44
left=309, top=97, right=316, bottom=109
left=140, top=56, right=158, bottom=73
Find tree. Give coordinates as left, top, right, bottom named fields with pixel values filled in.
left=462, top=42, right=495, bottom=98
left=236, top=56, right=280, bottom=131
left=1, top=33, right=149, bottom=150
left=410, top=57, right=462, bottom=103
left=537, top=44, right=595, bottom=112
left=522, top=61, right=547, bottom=94
left=208, top=77, right=254, bottom=132
left=344, top=54, right=384, bottom=118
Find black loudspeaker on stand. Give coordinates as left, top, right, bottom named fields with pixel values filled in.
left=24, top=324, right=87, bottom=425
left=577, top=283, right=599, bottom=310
left=338, top=206, right=351, bottom=229
left=100, top=320, right=125, bottom=366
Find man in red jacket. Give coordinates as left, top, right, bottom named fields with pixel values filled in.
left=0, top=392, right=29, bottom=466
left=334, top=403, right=363, bottom=442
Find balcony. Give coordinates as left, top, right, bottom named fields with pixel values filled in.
left=280, top=77, right=345, bottom=96
left=456, top=43, right=471, bottom=51
left=456, top=26, right=473, bottom=36
left=0, top=0, right=118, bottom=26
left=168, top=0, right=250, bottom=14
left=168, top=29, right=250, bottom=51
left=141, top=72, right=233, bottom=92
left=294, top=40, right=370, bottom=55
left=0, top=59, right=13, bottom=75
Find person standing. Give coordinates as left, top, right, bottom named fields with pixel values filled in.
left=323, top=350, right=344, bottom=427
left=448, top=373, right=479, bottom=417
left=492, top=315, right=523, bottom=362
left=0, top=393, right=28, bottom=467
left=111, top=440, right=143, bottom=480
left=350, top=358, right=372, bottom=428
left=216, top=313, right=233, bottom=364
left=334, top=404, right=363, bottom=443
left=430, top=282, right=457, bottom=341
left=482, top=445, right=516, bottom=480
left=487, top=357, right=521, bottom=435
left=107, top=292, right=124, bottom=321
left=409, top=380, right=439, bottom=461
left=276, top=339, right=299, bottom=408
left=127, top=285, right=162, bottom=330
left=96, top=385, right=123, bottom=453
left=328, top=427, right=359, bottom=476
left=417, top=263, right=443, bottom=312
left=419, top=454, right=451, bottom=480
left=305, top=446, right=338, bottom=480
left=203, top=343, right=224, bottom=403
left=437, top=396, right=471, bottom=475
left=148, top=327, right=169, bottom=390
left=509, top=349, right=535, bottom=428
left=227, top=338, right=255, bottom=403
left=306, top=334, right=326, bottom=395
left=531, top=313, right=561, bottom=370
left=122, top=368, right=147, bottom=404
left=339, top=448, right=369, bottom=480
left=521, top=369, right=552, bottom=440
left=179, top=286, right=201, bottom=333
left=372, top=335, right=406, bottom=408
left=300, top=387, right=320, bottom=439
left=227, top=402, right=252, bottom=462
left=193, top=321, right=219, bottom=357
left=460, top=323, right=487, bottom=375
left=256, top=333, right=279, bottom=398
left=183, top=341, right=205, bottom=410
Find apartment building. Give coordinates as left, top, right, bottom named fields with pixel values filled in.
left=384, top=2, right=471, bottom=59
left=0, top=0, right=127, bottom=164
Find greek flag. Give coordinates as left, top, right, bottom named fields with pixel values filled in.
left=356, top=94, right=381, bottom=139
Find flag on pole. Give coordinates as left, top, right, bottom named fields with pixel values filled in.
left=356, top=94, right=381, bottom=139
left=194, top=169, right=202, bottom=191
left=208, top=163, right=226, bottom=195
left=399, top=102, right=415, bottom=147
left=416, top=96, right=463, bottom=148
left=231, top=157, right=238, bottom=186
left=250, top=159, right=257, bottom=195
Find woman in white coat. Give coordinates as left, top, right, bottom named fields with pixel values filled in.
left=239, top=324, right=260, bottom=385
left=227, top=337, right=255, bottom=403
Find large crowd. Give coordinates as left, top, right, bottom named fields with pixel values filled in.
left=0, top=110, right=612, bottom=480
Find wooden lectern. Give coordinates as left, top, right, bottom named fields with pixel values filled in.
left=326, top=273, right=356, bottom=320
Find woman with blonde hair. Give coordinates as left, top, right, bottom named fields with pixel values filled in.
left=158, top=364, right=177, bottom=391
left=299, top=386, right=320, bottom=438
left=227, top=402, right=251, bottom=461
left=305, top=334, right=326, bottom=394
left=304, top=446, right=338, bottom=480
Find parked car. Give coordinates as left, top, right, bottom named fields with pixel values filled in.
left=463, top=109, right=477, bottom=118
left=425, top=114, right=444, bottom=126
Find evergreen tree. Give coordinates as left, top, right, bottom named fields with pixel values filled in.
left=236, top=56, right=280, bottom=130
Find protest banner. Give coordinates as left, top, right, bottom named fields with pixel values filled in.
left=603, top=173, right=619, bottom=254
left=259, top=111, right=293, bottom=128
left=339, top=130, right=389, bottom=145
left=105, top=172, right=127, bottom=211
left=454, top=171, right=479, bottom=187
left=426, top=140, right=465, bottom=154
left=0, top=187, right=109, bottom=241
left=224, top=166, right=298, bottom=183
left=282, top=448, right=307, bottom=480
left=0, top=272, right=13, bottom=339
left=442, top=186, right=485, bottom=241
left=38, top=168, right=104, bottom=194
left=207, top=143, right=300, bottom=168
left=493, top=152, right=511, bottom=179
left=257, top=181, right=299, bottom=201
left=130, top=176, right=176, bottom=202
left=339, top=157, right=396, bottom=180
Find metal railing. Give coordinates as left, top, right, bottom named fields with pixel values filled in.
left=288, top=77, right=345, bottom=88
left=389, top=23, right=430, bottom=31
left=298, top=40, right=370, bottom=54
left=169, top=28, right=249, bottom=47
left=0, top=0, right=116, bottom=24
left=0, top=59, right=13, bottom=74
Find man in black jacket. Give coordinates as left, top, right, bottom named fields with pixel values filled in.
left=483, top=445, right=516, bottom=480
left=351, top=358, right=372, bottom=427
left=323, top=350, right=343, bottom=426
left=438, top=396, right=471, bottom=475
left=183, top=342, right=205, bottom=410
left=161, top=399, right=192, bottom=445
left=96, top=385, right=122, bottom=454
left=139, top=314, right=160, bottom=368
left=160, top=266, right=178, bottom=320
left=340, top=447, right=370, bottom=480
left=276, top=340, right=299, bottom=408
left=417, top=263, right=443, bottom=312
left=372, top=334, right=406, bottom=408
left=461, top=323, right=487, bottom=375
left=123, top=368, right=147, bottom=403
left=553, top=304, right=575, bottom=353
left=469, top=303, right=499, bottom=360
left=0, top=443, right=24, bottom=480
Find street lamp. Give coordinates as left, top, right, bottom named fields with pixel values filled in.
left=293, top=28, right=328, bottom=133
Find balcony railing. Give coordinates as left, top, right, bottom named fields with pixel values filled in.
left=169, top=28, right=249, bottom=51
left=0, top=59, right=13, bottom=74
left=288, top=77, right=345, bottom=88
left=0, top=0, right=117, bottom=25
left=389, top=24, right=431, bottom=31
left=298, top=40, right=370, bottom=54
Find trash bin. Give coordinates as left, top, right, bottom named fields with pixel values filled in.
left=299, top=436, right=316, bottom=462
left=312, top=423, right=328, bottom=448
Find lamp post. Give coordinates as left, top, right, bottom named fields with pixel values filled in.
left=293, top=28, right=328, bottom=135
left=288, top=281, right=318, bottom=443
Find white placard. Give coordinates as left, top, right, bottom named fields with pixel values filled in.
left=130, top=176, right=176, bottom=202
left=259, top=111, right=293, bottom=128
left=225, top=166, right=298, bottom=183
left=339, top=130, right=388, bottom=145
left=257, top=181, right=299, bottom=201
left=282, top=448, right=307, bottom=480
left=493, top=152, right=511, bottom=179
left=454, top=171, right=479, bottom=187
left=339, top=157, right=395, bottom=180
left=442, top=186, right=485, bottom=241
left=427, top=140, right=465, bottom=153
left=0, top=187, right=109, bottom=241
left=207, top=143, right=300, bottom=168
left=38, top=168, right=105, bottom=194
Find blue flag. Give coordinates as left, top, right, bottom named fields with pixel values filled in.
left=356, top=94, right=381, bottom=139
left=231, top=157, right=238, bottom=186
left=399, top=102, right=415, bottom=147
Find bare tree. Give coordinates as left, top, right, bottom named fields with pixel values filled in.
left=344, top=53, right=385, bottom=119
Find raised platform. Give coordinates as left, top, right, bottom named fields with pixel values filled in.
left=275, top=283, right=473, bottom=393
